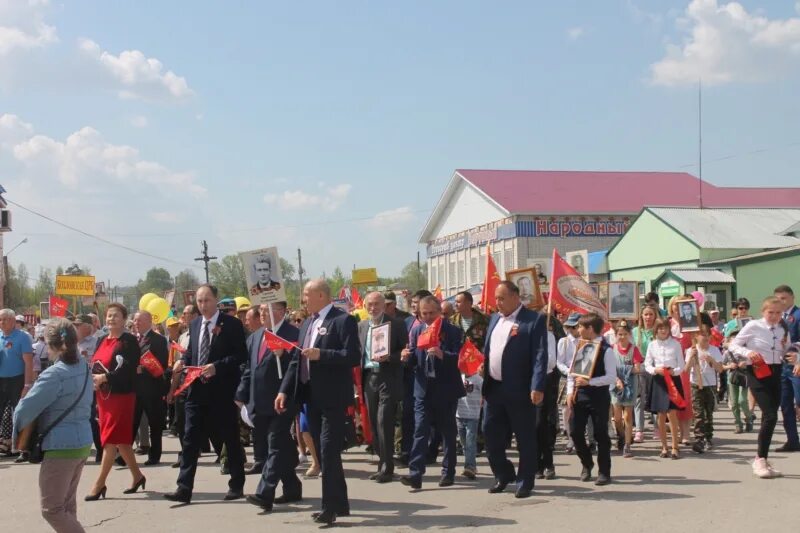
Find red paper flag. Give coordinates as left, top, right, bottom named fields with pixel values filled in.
left=417, top=316, right=443, bottom=350
left=458, top=338, right=484, bottom=375
left=170, top=341, right=187, bottom=354
left=139, top=351, right=164, bottom=378
left=480, top=244, right=501, bottom=313
left=547, top=249, right=607, bottom=320
left=751, top=353, right=772, bottom=379
left=433, top=285, right=443, bottom=301
left=264, top=329, right=299, bottom=351
left=664, top=374, right=687, bottom=409
left=173, top=366, right=204, bottom=396
left=351, top=287, right=363, bottom=309
left=49, top=296, right=69, bottom=318
left=709, top=328, right=723, bottom=348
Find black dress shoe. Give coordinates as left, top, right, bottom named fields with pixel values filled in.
left=163, top=489, right=192, bottom=504
left=595, top=474, right=611, bottom=486
left=245, top=464, right=264, bottom=475
left=274, top=493, right=303, bottom=504
left=375, top=472, right=393, bottom=484
left=515, top=487, right=532, bottom=499
left=313, top=510, right=337, bottom=524
left=171, top=460, right=181, bottom=468
left=535, top=470, right=544, bottom=480
left=114, top=456, right=126, bottom=467
left=544, top=468, right=556, bottom=480
left=368, top=472, right=380, bottom=480
left=134, top=446, right=150, bottom=456
left=580, top=467, right=592, bottom=482
left=144, top=459, right=160, bottom=466
left=224, top=490, right=244, bottom=501
left=400, top=476, right=421, bottom=489
left=395, top=454, right=409, bottom=466
left=438, top=476, right=454, bottom=487
left=220, top=463, right=230, bottom=475
left=246, top=494, right=273, bottom=511
left=488, top=480, right=508, bottom=494
left=775, top=442, right=800, bottom=453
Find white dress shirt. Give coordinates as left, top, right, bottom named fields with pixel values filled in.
left=547, top=331, right=557, bottom=374
left=645, top=338, right=684, bottom=376
left=306, top=303, right=334, bottom=348
left=201, top=310, right=220, bottom=343
left=557, top=333, right=578, bottom=376
left=730, top=318, right=789, bottom=365
left=566, top=336, right=617, bottom=394
left=488, top=304, right=524, bottom=381
left=686, top=345, right=723, bottom=387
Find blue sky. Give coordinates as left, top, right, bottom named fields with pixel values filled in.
left=1, top=0, right=799, bottom=287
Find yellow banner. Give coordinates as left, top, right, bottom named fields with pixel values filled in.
left=352, top=267, right=378, bottom=285
left=55, top=275, right=96, bottom=296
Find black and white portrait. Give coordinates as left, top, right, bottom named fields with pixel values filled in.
left=570, top=340, right=600, bottom=379
left=506, top=268, right=543, bottom=309
left=240, top=247, right=287, bottom=304
left=678, top=299, right=700, bottom=332
left=565, top=250, right=589, bottom=279
left=608, top=281, right=637, bottom=319
left=370, top=322, right=390, bottom=361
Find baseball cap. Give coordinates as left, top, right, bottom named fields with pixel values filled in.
left=15, top=314, right=25, bottom=323
left=166, top=317, right=179, bottom=327
left=218, top=298, right=236, bottom=311
left=564, top=313, right=582, bottom=327
left=73, top=314, right=93, bottom=326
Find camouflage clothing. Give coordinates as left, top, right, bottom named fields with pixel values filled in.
left=451, top=308, right=490, bottom=351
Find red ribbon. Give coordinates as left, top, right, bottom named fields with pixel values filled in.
left=664, top=373, right=687, bottom=409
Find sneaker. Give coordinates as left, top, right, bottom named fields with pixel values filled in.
left=734, top=425, right=743, bottom=434
left=298, top=454, right=308, bottom=464
left=705, top=438, right=712, bottom=450
left=766, top=462, right=783, bottom=478
left=692, top=441, right=705, bottom=454
left=633, top=432, right=644, bottom=444
left=623, top=445, right=633, bottom=458
left=462, top=467, right=476, bottom=480
left=752, top=457, right=773, bottom=479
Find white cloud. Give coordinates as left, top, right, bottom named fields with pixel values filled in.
left=650, top=0, right=800, bottom=86
left=78, top=38, right=193, bottom=102
left=0, top=0, right=57, bottom=56
left=370, top=206, right=415, bottom=230
left=0, top=113, right=33, bottom=148
left=263, top=183, right=351, bottom=211
left=566, top=27, right=584, bottom=40
left=149, top=211, right=183, bottom=223
left=128, top=115, right=148, bottom=128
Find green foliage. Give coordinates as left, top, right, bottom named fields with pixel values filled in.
left=136, top=267, right=173, bottom=295
left=209, top=254, right=247, bottom=298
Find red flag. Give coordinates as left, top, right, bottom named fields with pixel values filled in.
left=751, top=353, right=772, bottom=379
left=174, top=366, right=204, bottom=396
left=548, top=249, right=607, bottom=320
left=457, top=338, right=484, bottom=375
left=264, top=329, right=299, bottom=351
left=480, top=244, right=501, bottom=313
left=417, top=316, right=443, bottom=350
left=49, top=296, right=69, bottom=318
left=709, top=328, right=723, bottom=348
left=170, top=341, right=187, bottom=354
left=664, top=374, right=687, bottom=409
left=139, top=351, right=164, bottom=378
left=351, top=287, right=363, bottom=309
left=433, top=285, right=443, bottom=301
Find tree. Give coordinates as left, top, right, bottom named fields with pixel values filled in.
left=209, top=254, right=247, bottom=298
left=399, top=261, right=427, bottom=291
left=137, top=267, right=173, bottom=295
left=65, top=264, right=83, bottom=276
left=175, top=269, right=201, bottom=297
left=279, top=258, right=296, bottom=281
left=327, top=267, right=347, bottom=297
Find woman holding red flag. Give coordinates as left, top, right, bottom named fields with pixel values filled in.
left=645, top=318, right=685, bottom=459
left=668, top=296, right=695, bottom=445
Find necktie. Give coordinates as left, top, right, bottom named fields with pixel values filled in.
left=300, top=313, right=319, bottom=383
left=257, top=329, right=270, bottom=364
left=199, top=320, right=211, bottom=366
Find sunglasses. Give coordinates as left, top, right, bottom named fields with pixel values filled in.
left=737, top=306, right=749, bottom=311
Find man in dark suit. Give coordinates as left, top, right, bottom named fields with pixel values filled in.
left=359, top=292, right=408, bottom=483
left=240, top=302, right=299, bottom=475
left=275, top=279, right=360, bottom=525
left=164, top=284, right=248, bottom=504
left=132, top=310, right=169, bottom=466
left=400, top=296, right=465, bottom=490
left=482, top=281, right=548, bottom=499
left=236, top=301, right=302, bottom=511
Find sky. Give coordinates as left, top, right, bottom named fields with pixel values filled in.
left=1, top=0, right=799, bottom=287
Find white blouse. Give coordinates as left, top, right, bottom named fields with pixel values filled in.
left=645, top=338, right=684, bottom=376
left=731, top=318, right=789, bottom=365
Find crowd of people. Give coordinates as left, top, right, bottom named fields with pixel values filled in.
left=1, top=280, right=799, bottom=531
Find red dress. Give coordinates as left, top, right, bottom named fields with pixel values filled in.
left=93, top=336, right=136, bottom=446
left=671, top=319, right=695, bottom=422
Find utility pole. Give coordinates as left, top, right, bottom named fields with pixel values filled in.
left=194, top=240, right=217, bottom=284
left=297, top=248, right=305, bottom=289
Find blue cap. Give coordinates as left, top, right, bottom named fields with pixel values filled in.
left=564, top=313, right=582, bottom=327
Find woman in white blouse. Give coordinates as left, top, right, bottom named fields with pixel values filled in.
left=645, top=318, right=685, bottom=459
left=731, top=296, right=795, bottom=479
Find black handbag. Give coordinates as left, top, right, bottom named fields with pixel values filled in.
left=729, top=368, right=747, bottom=387
left=28, top=365, right=90, bottom=464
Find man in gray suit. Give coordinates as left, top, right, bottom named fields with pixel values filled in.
left=359, top=292, right=408, bottom=483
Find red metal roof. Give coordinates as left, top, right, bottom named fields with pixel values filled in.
left=456, top=170, right=800, bottom=214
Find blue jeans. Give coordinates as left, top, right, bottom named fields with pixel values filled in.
left=780, top=364, right=800, bottom=446
left=457, top=417, right=479, bottom=471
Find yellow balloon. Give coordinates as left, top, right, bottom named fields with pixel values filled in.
left=234, top=296, right=252, bottom=311
left=146, top=297, right=170, bottom=324
left=139, top=292, right=159, bottom=311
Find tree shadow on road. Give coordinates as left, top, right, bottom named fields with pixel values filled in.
left=539, top=484, right=694, bottom=502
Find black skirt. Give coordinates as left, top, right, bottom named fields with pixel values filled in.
left=649, top=373, right=685, bottom=414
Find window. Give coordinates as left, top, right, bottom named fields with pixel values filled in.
left=493, top=252, right=502, bottom=273
left=504, top=250, right=514, bottom=273
left=449, top=261, right=457, bottom=289
left=470, top=257, right=478, bottom=285
left=479, top=249, right=486, bottom=279
left=431, top=265, right=437, bottom=289
left=458, top=259, right=465, bottom=289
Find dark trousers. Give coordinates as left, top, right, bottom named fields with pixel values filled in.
left=177, top=400, right=245, bottom=494
left=483, top=390, right=537, bottom=491
left=571, top=387, right=611, bottom=477
left=0, top=375, right=23, bottom=442
left=408, top=398, right=457, bottom=481
left=90, top=397, right=102, bottom=457
left=251, top=412, right=268, bottom=470
left=536, top=371, right=560, bottom=471
left=364, top=370, right=400, bottom=475
left=780, top=364, right=800, bottom=447
left=400, top=371, right=415, bottom=456
left=254, top=409, right=302, bottom=504
left=691, top=385, right=716, bottom=442
left=133, top=393, right=166, bottom=462
left=307, top=404, right=349, bottom=514
left=748, top=365, right=782, bottom=459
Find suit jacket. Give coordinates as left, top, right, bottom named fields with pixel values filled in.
left=482, top=307, right=548, bottom=403
left=181, top=313, right=248, bottom=403
left=135, top=329, right=169, bottom=397
left=236, top=322, right=299, bottom=417
left=358, top=315, right=407, bottom=382
left=279, top=305, right=360, bottom=409
left=408, top=320, right=465, bottom=403
left=94, top=332, right=140, bottom=395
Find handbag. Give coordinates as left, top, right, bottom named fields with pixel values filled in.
left=27, top=365, right=90, bottom=464
left=729, top=368, right=747, bottom=387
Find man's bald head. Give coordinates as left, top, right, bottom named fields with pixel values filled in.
left=133, top=310, right=153, bottom=334
left=304, top=279, right=333, bottom=313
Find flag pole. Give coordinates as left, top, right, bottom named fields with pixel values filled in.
left=267, top=302, right=283, bottom=379
left=546, top=249, right=557, bottom=330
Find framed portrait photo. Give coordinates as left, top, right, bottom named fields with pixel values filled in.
left=677, top=298, right=700, bottom=332
left=505, top=267, right=545, bottom=309
left=569, top=339, right=601, bottom=379
left=736, top=317, right=752, bottom=330
left=370, top=322, right=391, bottom=361
left=608, top=281, right=638, bottom=320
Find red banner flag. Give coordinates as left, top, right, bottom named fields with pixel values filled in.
left=548, top=249, right=607, bottom=320
left=170, top=341, right=186, bottom=354
left=173, top=366, right=204, bottom=396
left=433, top=285, right=443, bottom=301
left=264, top=329, right=299, bottom=351
left=351, top=287, right=363, bottom=309
left=139, top=350, right=164, bottom=378
left=417, top=316, right=442, bottom=350
left=49, top=296, right=69, bottom=318
left=458, top=338, right=484, bottom=375
left=480, top=244, right=501, bottom=314
left=664, top=374, right=687, bottom=409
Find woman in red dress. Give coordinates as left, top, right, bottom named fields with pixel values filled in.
left=668, top=296, right=696, bottom=447
left=85, top=303, right=146, bottom=500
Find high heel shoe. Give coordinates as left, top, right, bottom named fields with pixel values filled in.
left=85, top=486, right=107, bottom=501
left=123, top=476, right=146, bottom=494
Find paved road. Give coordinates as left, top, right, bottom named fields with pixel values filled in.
left=2, top=408, right=797, bottom=532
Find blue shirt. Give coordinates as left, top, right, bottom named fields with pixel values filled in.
left=0, top=329, right=34, bottom=378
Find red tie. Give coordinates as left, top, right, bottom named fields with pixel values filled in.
left=258, top=330, right=270, bottom=363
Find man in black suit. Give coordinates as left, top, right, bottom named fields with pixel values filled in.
left=400, top=296, right=465, bottom=490
left=132, top=310, right=169, bottom=466
left=482, top=281, right=548, bottom=499
left=237, top=301, right=302, bottom=511
left=275, top=279, right=360, bottom=525
left=359, top=292, right=408, bottom=483
left=164, top=284, right=248, bottom=504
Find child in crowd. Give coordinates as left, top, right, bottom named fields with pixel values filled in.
left=645, top=318, right=685, bottom=459
left=722, top=329, right=752, bottom=433
left=685, top=327, right=724, bottom=453
left=457, top=367, right=483, bottom=480
left=611, top=321, right=643, bottom=458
